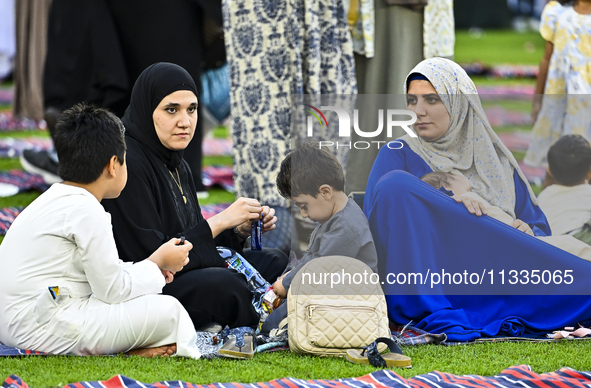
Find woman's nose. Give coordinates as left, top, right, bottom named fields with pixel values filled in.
left=413, top=100, right=427, bottom=117
left=178, top=113, right=191, bottom=127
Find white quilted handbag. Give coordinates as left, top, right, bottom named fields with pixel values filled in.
left=287, top=256, right=390, bottom=356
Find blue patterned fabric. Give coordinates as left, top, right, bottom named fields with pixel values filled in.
left=222, top=0, right=357, bottom=208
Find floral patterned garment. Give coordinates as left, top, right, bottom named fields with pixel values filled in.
left=347, top=0, right=375, bottom=58
left=423, top=0, right=455, bottom=59
left=524, top=1, right=591, bottom=167
left=222, top=0, right=357, bottom=208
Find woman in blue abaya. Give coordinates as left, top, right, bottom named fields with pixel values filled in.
left=364, top=58, right=591, bottom=342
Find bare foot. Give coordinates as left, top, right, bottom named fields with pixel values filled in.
left=126, top=343, right=177, bottom=358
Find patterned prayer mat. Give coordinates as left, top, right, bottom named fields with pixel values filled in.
left=203, top=137, right=232, bottom=157
left=0, top=207, right=22, bottom=235
left=477, top=85, right=535, bottom=96
left=0, top=112, right=45, bottom=132
left=200, top=203, right=231, bottom=220
left=0, top=137, right=53, bottom=157
left=4, top=365, right=591, bottom=388
left=485, top=106, right=532, bottom=127
left=498, top=131, right=532, bottom=152
left=202, top=165, right=234, bottom=192
left=0, top=87, right=13, bottom=105
left=463, top=63, right=538, bottom=79
left=0, top=170, right=49, bottom=195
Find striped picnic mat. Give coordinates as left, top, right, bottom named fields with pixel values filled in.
left=4, top=365, right=591, bottom=388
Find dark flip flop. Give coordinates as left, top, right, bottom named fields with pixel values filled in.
left=346, top=337, right=411, bottom=368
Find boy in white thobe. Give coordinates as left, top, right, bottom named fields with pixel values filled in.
left=0, top=104, right=200, bottom=358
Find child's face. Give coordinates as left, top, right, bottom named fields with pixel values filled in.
left=447, top=174, right=471, bottom=195
left=292, top=192, right=333, bottom=224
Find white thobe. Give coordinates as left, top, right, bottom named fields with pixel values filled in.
left=538, top=184, right=591, bottom=236
left=0, top=183, right=200, bottom=358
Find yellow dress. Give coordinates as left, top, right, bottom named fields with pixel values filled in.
left=524, top=1, right=591, bottom=167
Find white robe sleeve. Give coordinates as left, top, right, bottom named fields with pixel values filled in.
left=65, top=200, right=165, bottom=304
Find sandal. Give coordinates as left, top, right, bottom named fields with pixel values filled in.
left=218, top=327, right=256, bottom=359
left=346, top=337, right=411, bottom=368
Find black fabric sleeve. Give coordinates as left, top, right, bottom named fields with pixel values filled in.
left=214, top=228, right=246, bottom=255
left=181, top=220, right=226, bottom=273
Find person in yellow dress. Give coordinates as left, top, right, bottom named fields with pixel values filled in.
left=525, top=0, right=591, bottom=169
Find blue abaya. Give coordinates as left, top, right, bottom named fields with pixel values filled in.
left=364, top=141, right=591, bottom=341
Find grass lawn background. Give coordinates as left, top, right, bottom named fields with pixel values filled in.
left=2, top=29, right=591, bottom=386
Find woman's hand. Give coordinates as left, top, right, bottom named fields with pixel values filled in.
left=452, top=195, right=488, bottom=216
left=511, top=219, right=534, bottom=236
left=221, top=197, right=263, bottom=226
left=234, top=206, right=278, bottom=241
left=207, top=197, right=263, bottom=238
left=261, top=206, right=277, bottom=233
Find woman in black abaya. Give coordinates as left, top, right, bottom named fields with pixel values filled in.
left=103, top=62, right=287, bottom=330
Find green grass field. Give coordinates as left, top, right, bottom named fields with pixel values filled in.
left=455, top=30, right=545, bottom=66
left=2, top=341, right=591, bottom=388
left=1, top=29, right=589, bottom=387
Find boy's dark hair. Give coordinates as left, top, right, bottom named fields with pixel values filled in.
left=277, top=139, right=345, bottom=198
left=557, top=0, right=575, bottom=5
left=547, top=134, right=591, bottom=186
left=54, top=103, right=126, bottom=184
left=421, top=171, right=452, bottom=189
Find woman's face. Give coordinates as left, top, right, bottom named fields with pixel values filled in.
left=406, top=80, right=450, bottom=142
left=152, top=90, right=198, bottom=150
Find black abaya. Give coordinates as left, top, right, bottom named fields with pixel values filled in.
left=102, top=63, right=286, bottom=329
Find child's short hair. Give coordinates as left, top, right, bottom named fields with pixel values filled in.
left=54, top=103, right=126, bottom=184
left=547, top=134, right=591, bottom=186
left=421, top=171, right=452, bottom=189
left=277, top=139, right=345, bottom=198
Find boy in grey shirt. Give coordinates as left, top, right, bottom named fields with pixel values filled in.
left=261, top=141, right=377, bottom=332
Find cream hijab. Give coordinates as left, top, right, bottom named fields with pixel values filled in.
left=401, top=57, right=537, bottom=218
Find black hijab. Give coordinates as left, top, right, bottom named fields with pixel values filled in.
left=122, top=62, right=198, bottom=169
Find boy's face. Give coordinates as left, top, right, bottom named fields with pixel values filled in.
left=292, top=192, right=333, bottom=224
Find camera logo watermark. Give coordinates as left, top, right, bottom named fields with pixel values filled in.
left=302, top=104, right=417, bottom=149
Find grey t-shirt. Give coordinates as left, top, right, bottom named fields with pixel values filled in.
left=282, top=197, right=378, bottom=290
